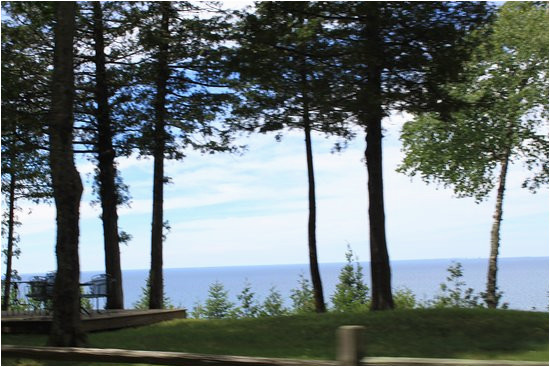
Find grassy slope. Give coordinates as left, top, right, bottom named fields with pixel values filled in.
left=2, top=309, right=548, bottom=362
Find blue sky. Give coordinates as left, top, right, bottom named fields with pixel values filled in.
left=11, top=112, right=549, bottom=274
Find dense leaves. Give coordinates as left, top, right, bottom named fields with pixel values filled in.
left=398, top=2, right=548, bottom=309
left=331, top=245, right=370, bottom=312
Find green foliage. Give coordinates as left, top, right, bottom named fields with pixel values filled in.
left=259, top=286, right=288, bottom=317
left=399, top=2, right=549, bottom=199
left=193, top=281, right=236, bottom=320
left=232, top=2, right=354, bottom=141
left=331, top=245, right=370, bottom=312
left=235, top=280, right=260, bottom=318
left=430, top=262, right=483, bottom=309
left=133, top=277, right=173, bottom=310
left=1, top=3, right=54, bottom=309
left=393, top=287, right=418, bottom=310
left=0, top=272, right=28, bottom=311
left=289, top=274, right=316, bottom=314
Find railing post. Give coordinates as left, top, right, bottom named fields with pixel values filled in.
left=336, top=325, right=366, bottom=365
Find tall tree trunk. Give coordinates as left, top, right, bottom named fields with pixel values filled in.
left=2, top=173, right=16, bottom=311
left=304, top=111, right=326, bottom=313
left=300, top=62, right=326, bottom=313
left=92, top=1, right=124, bottom=310
left=485, top=151, right=510, bottom=309
left=48, top=1, right=86, bottom=346
left=149, top=2, right=170, bottom=310
left=364, top=4, right=394, bottom=311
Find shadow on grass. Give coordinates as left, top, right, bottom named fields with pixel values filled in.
left=2, top=308, right=548, bottom=363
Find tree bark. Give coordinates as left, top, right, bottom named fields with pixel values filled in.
left=363, top=3, right=394, bottom=311
left=2, top=172, right=16, bottom=311
left=92, top=1, right=124, bottom=310
left=485, top=151, right=510, bottom=309
left=304, top=107, right=326, bottom=314
left=300, top=62, right=326, bottom=313
left=149, top=2, right=170, bottom=310
left=48, top=1, right=86, bottom=346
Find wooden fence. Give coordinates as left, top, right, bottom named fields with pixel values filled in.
left=2, top=326, right=546, bottom=366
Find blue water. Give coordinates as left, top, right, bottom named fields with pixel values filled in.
left=21, top=257, right=548, bottom=311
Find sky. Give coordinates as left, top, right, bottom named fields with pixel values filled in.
left=10, top=112, right=549, bottom=274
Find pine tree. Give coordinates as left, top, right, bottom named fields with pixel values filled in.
left=235, top=280, right=260, bottom=318
left=318, top=1, right=493, bottom=310
left=203, top=281, right=235, bottom=319
left=259, top=286, right=288, bottom=317
left=331, top=245, right=370, bottom=312
left=232, top=2, right=354, bottom=313
left=290, top=274, right=316, bottom=314
left=1, top=2, right=53, bottom=311
left=132, top=276, right=173, bottom=310
left=47, top=1, right=86, bottom=347
left=128, top=2, right=236, bottom=309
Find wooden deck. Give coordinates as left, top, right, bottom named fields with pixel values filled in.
left=1, top=309, right=187, bottom=334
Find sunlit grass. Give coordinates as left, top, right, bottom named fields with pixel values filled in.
left=2, top=308, right=548, bottom=364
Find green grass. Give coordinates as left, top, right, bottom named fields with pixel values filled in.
left=2, top=309, right=548, bottom=364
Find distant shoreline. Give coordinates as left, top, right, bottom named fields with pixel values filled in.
left=21, top=255, right=549, bottom=275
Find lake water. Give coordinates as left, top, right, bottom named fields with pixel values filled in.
left=21, top=257, right=548, bottom=311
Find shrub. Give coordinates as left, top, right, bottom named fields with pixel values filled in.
left=331, top=245, right=370, bottom=312
left=259, top=286, right=288, bottom=317
left=201, top=281, right=236, bottom=319
left=235, top=280, right=260, bottom=318
left=290, top=274, right=316, bottom=314
left=393, top=287, right=418, bottom=309
left=429, top=262, right=483, bottom=308
left=133, top=276, right=174, bottom=310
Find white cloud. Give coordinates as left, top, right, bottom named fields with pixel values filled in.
left=9, top=117, right=548, bottom=274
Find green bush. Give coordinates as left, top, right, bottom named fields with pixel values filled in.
left=259, top=286, right=288, bottom=317
left=235, top=280, right=260, bottom=318
left=393, top=287, right=418, bottom=309
left=133, top=276, right=174, bottom=310
left=429, top=262, right=483, bottom=308
left=290, top=274, right=316, bottom=314
left=193, top=281, right=236, bottom=319
left=331, top=245, right=370, bottom=312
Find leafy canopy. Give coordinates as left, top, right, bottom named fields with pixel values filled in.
left=399, top=2, right=548, bottom=201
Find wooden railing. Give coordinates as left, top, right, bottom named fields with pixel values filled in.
left=2, top=326, right=546, bottom=366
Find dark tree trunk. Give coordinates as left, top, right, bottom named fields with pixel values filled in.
left=2, top=173, right=16, bottom=311
left=92, top=1, right=124, bottom=310
left=365, top=118, right=394, bottom=311
left=304, top=112, right=326, bottom=313
left=149, top=2, right=170, bottom=310
left=485, top=151, right=510, bottom=309
left=363, top=4, right=394, bottom=311
left=300, top=63, right=326, bottom=313
left=48, top=1, right=86, bottom=346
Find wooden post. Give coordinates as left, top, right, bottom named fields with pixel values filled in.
left=336, top=325, right=365, bottom=365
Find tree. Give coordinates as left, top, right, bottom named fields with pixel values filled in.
left=203, top=281, right=235, bottom=319
left=233, top=2, right=354, bottom=313
left=129, top=2, right=235, bottom=309
left=331, top=245, right=370, bottom=312
left=235, top=280, right=260, bottom=318
left=76, top=0, right=132, bottom=310
left=289, top=273, right=315, bottom=314
left=259, top=286, right=288, bottom=317
left=320, top=1, right=492, bottom=310
left=47, top=1, right=86, bottom=346
left=430, top=262, right=483, bottom=309
left=132, top=276, right=173, bottom=310
left=1, top=3, right=52, bottom=311
left=398, top=2, right=548, bottom=308
left=2, top=2, right=132, bottom=312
